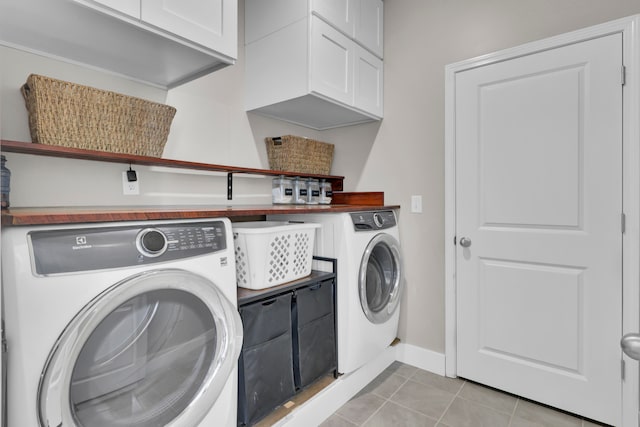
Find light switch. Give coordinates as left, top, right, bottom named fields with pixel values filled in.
left=411, top=195, right=422, bottom=213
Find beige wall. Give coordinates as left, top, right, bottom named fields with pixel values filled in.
left=2, top=1, right=640, bottom=356
left=378, top=1, right=640, bottom=353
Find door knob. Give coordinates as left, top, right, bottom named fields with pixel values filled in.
left=459, top=237, right=472, bottom=248
left=621, top=333, right=640, bottom=360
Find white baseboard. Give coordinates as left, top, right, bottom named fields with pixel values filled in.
left=274, top=344, right=447, bottom=426
left=394, top=343, right=446, bottom=376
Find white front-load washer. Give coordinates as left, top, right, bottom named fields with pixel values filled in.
left=1, top=218, right=243, bottom=427
left=269, top=210, right=403, bottom=374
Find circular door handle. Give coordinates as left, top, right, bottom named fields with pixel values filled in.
left=621, top=333, right=640, bottom=360
left=459, top=237, right=472, bottom=248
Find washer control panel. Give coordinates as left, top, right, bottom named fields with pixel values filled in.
left=350, top=211, right=397, bottom=231
left=29, top=221, right=228, bottom=276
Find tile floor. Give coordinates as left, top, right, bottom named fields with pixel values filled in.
left=320, top=362, right=611, bottom=427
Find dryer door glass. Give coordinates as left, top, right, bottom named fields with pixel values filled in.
left=38, top=270, right=243, bottom=427
left=71, top=289, right=214, bottom=426
left=358, top=233, right=403, bottom=324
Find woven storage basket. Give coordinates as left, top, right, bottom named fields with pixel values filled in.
left=265, top=135, right=334, bottom=175
left=21, top=74, right=176, bottom=157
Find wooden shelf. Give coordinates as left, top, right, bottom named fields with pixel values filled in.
left=0, top=140, right=345, bottom=191
left=0, top=140, right=399, bottom=226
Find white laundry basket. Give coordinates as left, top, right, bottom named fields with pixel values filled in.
left=233, top=221, right=321, bottom=290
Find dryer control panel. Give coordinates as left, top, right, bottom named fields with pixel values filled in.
left=350, top=211, right=397, bottom=231
left=29, top=221, right=228, bottom=276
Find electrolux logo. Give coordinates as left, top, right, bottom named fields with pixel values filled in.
left=72, top=236, right=92, bottom=250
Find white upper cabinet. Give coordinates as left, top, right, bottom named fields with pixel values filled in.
left=310, top=18, right=383, bottom=116
left=86, top=0, right=236, bottom=55
left=0, top=0, right=238, bottom=88
left=311, top=0, right=356, bottom=40
left=354, top=43, right=383, bottom=117
left=310, top=18, right=354, bottom=108
left=140, top=0, right=236, bottom=55
left=355, top=0, right=383, bottom=58
left=311, top=0, right=383, bottom=58
left=245, top=0, right=383, bottom=130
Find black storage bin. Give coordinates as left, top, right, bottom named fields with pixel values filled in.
left=296, top=279, right=334, bottom=324
left=241, top=293, right=292, bottom=348
left=293, top=279, right=337, bottom=389
left=238, top=293, right=296, bottom=426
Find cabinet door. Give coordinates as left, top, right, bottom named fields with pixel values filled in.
left=310, top=17, right=354, bottom=107
left=73, top=0, right=140, bottom=19
left=355, top=0, right=383, bottom=58
left=354, top=44, right=383, bottom=117
left=141, top=0, right=237, bottom=57
left=311, top=0, right=355, bottom=38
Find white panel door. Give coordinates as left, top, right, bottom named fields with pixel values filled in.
left=141, top=0, right=236, bottom=56
left=355, top=0, right=383, bottom=58
left=455, top=33, right=623, bottom=425
left=310, top=17, right=354, bottom=107
left=311, top=0, right=355, bottom=38
left=354, top=44, right=383, bottom=117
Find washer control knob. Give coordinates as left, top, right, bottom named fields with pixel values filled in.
left=137, top=228, right=168, bottom=257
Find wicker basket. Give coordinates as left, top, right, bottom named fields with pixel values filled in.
left=21, top=74, right=176, bottom=157
left=265, top=135, right=334, bottom=175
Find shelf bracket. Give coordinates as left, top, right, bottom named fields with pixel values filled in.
left=227, top=172, right=233, bottom=200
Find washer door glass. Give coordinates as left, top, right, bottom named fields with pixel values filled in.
left=358, top=233, right=404, bottom=324
left=38, top=269, right=243, bottom=427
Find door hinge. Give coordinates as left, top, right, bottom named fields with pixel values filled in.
left=621, top=65, right=626, bottom=86
left=622, top=358, right=626, bottom=380
left=622, top=213, right=626, bottom=234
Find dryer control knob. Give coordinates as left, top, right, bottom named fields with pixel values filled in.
left=373, top=212, right=384, bottom=228
left=137, top=228, right=168, bottom=257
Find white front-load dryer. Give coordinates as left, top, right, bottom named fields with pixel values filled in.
left=1, top=218, right=243, bottom=427
left=269, top=210, right=404, bottom=374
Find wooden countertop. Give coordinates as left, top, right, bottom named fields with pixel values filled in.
left=1, top=204, right=401, bottom=226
